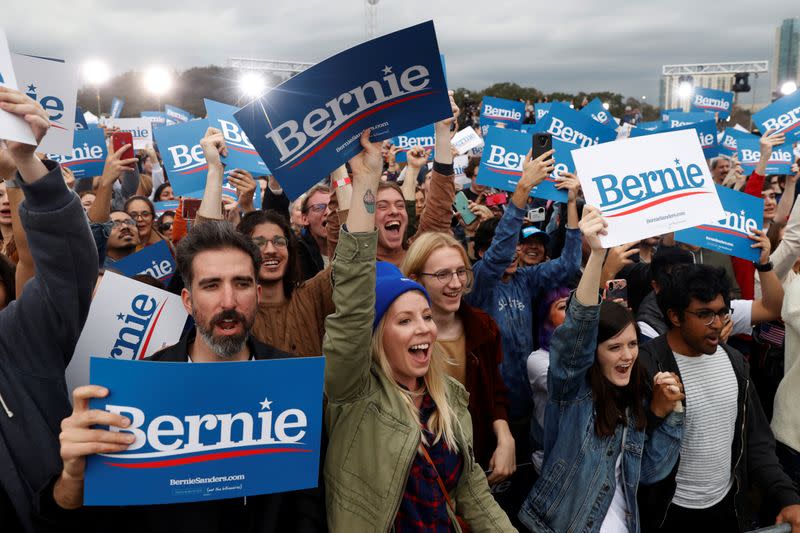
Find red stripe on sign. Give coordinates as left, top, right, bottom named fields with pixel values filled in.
left=137, top=299, right=169, bottom=359
left=605, top=191, right=710, bottom=218
left=230, top=145, right=259, bottom=155
left=180, top=164, right=209, bottom=175
left=104, top=447, right=311, bottom=469
left=289, top=91, right=437, bottom=169
left=488, top=167, right=521, bottom=176
left=696, top=225, right=749, bottom=238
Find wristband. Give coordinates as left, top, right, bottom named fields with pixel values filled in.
left=754, top=260, right=773, bottom=272
left=332, top=177, right=352, bottom=189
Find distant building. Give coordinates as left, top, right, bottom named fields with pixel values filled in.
left=772, top=18, right=800, bottom=95
left=660, top=62, right=768, bottom=110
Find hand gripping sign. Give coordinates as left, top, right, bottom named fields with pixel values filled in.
left=84, top=355, right=325, bottom=505
left=736, top=136, right=795, bottom=175
left=479, top=96, right=525, bottom=136
left=234, top=21, right=451, bottom=200
left=674, top=185, right=763, bottom=262
left=0, top=29, right=36, bottom=145
left=753, top=89, right=800, bottom=144
left=204, top=98, right=270, bottom=176
left=573, top=129, right=724, bottom=248
left=153, top=118, right=211, bottom=197
left=389, top=124, right=435, bottom=162
left=476, top=126, right=574, bottom=203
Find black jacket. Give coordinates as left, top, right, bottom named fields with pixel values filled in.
left=298, top=230, right=324, bottom=281
left=637, top=333, right=800, bottom=531
left=636, top=291, right=667, bottom=338
left=0, top=162, right=98, bottom=533
left=34, top=328, right=327, bottom=533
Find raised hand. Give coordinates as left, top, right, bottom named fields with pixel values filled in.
left=579, top=205, right=608, bottom=253
left=0, top=87, right=50, bottom=159
left=228, top=168, right=256, bottom=209
left=512, top=148, right=555, bottom=209
left=405, top=146, right=429, bottom=169
left=199, top=127, right=228, bottom=169
left=555, top=171, right=582, bottom=202
left=749, top=228, right=771, bottom=264
left=100, top=143, right=138, bottom=186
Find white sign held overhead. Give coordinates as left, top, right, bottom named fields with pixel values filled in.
left=104, top=117, right=153, bottom=150
left=0, top=29, right=36, bottom=145
left=572, top=129, right=724, bottom=247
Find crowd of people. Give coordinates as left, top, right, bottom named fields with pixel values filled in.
left=1, top=73, right=800, bottom=533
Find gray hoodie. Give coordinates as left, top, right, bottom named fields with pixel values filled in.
left=0, top=160, right=98, bottom=531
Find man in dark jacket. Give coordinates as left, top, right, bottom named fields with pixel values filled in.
left=638, top=263, right=800, bottom=532
left=0, top=88, right=98, bottom=532
left=40, top=221, right=325, bottom=532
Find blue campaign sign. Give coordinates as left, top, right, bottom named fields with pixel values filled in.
left=661, top=108, right=682, bottom=122
left=75, top=106, right=88, bottom=130
left=476, top=126, right=571, bottom=203
left=690, top=87, right=734, bottom=120
left=719, top=128, right=744, bottom=157
left=84, top=355, right=325, bottom=506
left=46, top=127, right=107, bottom=179
left=519, top=124, right=538, bottom=134
left=153, top=119, right=210, bottom=197
left=580, top=98, right=614, bottom=127
left=536, top=102, right=617, bottom=148
left=154, top=200, right=179, bottom=217
left=141, top=111, right=167, bottom=127
left=165, top=104, right=193, bottom=125
left=736, top=136, right=795, bottom=174
left=752, top=89, right=800, bottom=143
left=675, top=185, right=762, bottom=261
left=534, top=103, right=551, bottom=122
left=112, top=240, right=176, bottom=284
left=110, top=97, right=125, bottom=119
left=390, top=124, right=434, bottom=162
left=631, top=119, right=719, bottom=159
left=634, top=120, right=667, bottom=133
left=204, top=99, right=270, bottom=176
left=664, top=111, right=715, bottom=128
left=235, top=21, right=451, bottom=200
left=479, top=96, right=525, bottom=135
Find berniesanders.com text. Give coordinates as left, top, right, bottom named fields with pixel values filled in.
left=169, top=474, right=245, bottom=486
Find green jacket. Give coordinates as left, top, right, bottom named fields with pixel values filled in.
left=322, top=229, right=516, bottom=532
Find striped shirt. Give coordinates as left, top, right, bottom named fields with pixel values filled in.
left=672, top=346, right=738, bottom=508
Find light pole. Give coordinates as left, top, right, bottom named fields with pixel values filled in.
left=82, top=59, right=110, bottom=116
left=143, top=66, right=173, bottom=112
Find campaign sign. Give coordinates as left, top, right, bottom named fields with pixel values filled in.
left=534, top=103, right=551, bottom=122
left=536, top=102, right=617, bottom=148
left=736, top=136, right=795, bottom=174
left=204, top=99, right=270, bottom=176
left=690, top=87, right=734, bottom=120
left=75, top=106, right=88, bottom=130
left=635, top=121, right=667, bottom=133
left=390, top=124, right=434, bottom=162
left=12, top=53, right=79, bottom=154
left=105, top=118, right=153, bottom=150
left=572, top=129, right=724, bottom=247
left=476, top=126, right=572, bottom=203
left=480, top=96, right=524, bottom=135
left=0, top=30, right=36, bottom=145
left=141, top=111, right=167, bottom=127
left=663, top=111, right=715, bottom=128
left=453, top=154, right=469, bottom=187
left=580, top=98, right=614, bottom=127
left=451, top=126, right=483, bottom=154
left=631, top=118, right=719, bottom=159
left=752, top=89, right=800, bottom=143
left=718, top=128, right=747, bottom=157
left=110, top=97, right=125, bottom=119
left=165, top=104, right=193, bottom=125
left=84, top=355, right=325, bottom=506
left=154, top=200, right=179, bottom=216
left=46, top=127, right=107, bottom=178
left=675, top=185, right=762, bottom=261
left=65, top=272, right=188, bottom=393
left=153, top=119, right=210, bottom=197
left=661, top=108, right=682, bottom=122
left=235, top=21, right=451, bottom=200
left=112, top=240, right=176, bottom=284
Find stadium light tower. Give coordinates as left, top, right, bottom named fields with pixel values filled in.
left=365, top=0, right=379, bottom=39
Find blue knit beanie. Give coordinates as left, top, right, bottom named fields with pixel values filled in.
left=374, top=262, right=430, bottom=330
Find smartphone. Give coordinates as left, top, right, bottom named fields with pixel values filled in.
left=182, top=198, right=202, bottom=220
left=526, top=206, right=546, bottom=223
left=485, top=192, right=508, bottom=207
left=454, top=191, right=477, bottom=225
left=604, top=279, right=628, bottom=303
left=112, top=131, right=135, bottom=161
left=532, top=132, right=553, bottom=160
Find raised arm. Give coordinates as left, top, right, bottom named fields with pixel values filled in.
left=88, top=144, right=138, bottom=223
left=771, top=194, right=800, bottom=284
left=749, top=229, right=784, bottom=323
left=754, top=129, right=786, bottom=180
left=773, top=169, right=797, bottom=225
left=196, top=127, right=226, bottom=222
left=323, top=129, right=381, bottom=403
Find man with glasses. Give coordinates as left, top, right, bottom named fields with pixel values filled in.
left=638, top=263, right=800, bottom=532
left=103, top=211, right=141, bottom=266
left=298, top=184, right=331, bottom=279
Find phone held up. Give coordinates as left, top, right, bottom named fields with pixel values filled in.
left=532, top=132, right=552, bottom=161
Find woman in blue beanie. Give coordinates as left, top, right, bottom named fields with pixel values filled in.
left=322, top=130, right=514, bottom=532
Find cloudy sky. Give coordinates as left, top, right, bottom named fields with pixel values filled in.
left=4, top=1, right=798, bottom=104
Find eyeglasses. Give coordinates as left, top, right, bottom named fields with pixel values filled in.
left=111, top=219, right=136, bottom=228
left=129, top=211, right=153, bottom=220
left=305, top=203, right=328, bottom=214
left=252, top=236, right=288, bottom=249
left=160, top=222, right=173, bottom=231
left=685, top=308, right=732, bottom=326
left=420, top=267, right=473, bottom=287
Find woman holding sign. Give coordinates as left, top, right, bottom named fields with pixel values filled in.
left=323, top=129, right=515, bottom=532
left=517, top=206, right=685, bottom=533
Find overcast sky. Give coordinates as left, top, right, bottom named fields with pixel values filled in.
left=4, top=1, right=798, bottom=104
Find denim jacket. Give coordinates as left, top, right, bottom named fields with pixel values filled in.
left=518, top=296, right=683, bottom=533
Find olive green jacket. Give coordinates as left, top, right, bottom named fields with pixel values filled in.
left=322, top=229, right=516, bottom=532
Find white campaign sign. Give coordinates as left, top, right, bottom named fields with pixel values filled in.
left=65, top=272, right=189, bottom=394
left=451, top=126, right=484, bottom=155
left=572, top=129, right=724, bottom=247
left=11, top=53, right=78, bottom=154
left=0, top=30, right=36, bottom=145
left=104, top=118, right=153, bottom=150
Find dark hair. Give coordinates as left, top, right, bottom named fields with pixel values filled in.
left=236, top=210, right=302, bottom=298
left=590, top=300, right=647, bottom=437
left=157, top=211, right=175, bottom=232
left=465, top=156, right=481, bottom=179
left=154, top=183, right=173, bottom=201
left=123, top=195, right=156, bottom=216
left=473, top=217, right=500, bottom=258
left=656, top=264, right=731, bottom=328
left=0, top=254, right=16, bottom=306
left=536, top=286, right=571, bottom=350
left=176, top=221, right=261, bottom=288
left=649, top=245, right=694, bottom=285
left=767, top=220, right=786, bottom=255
